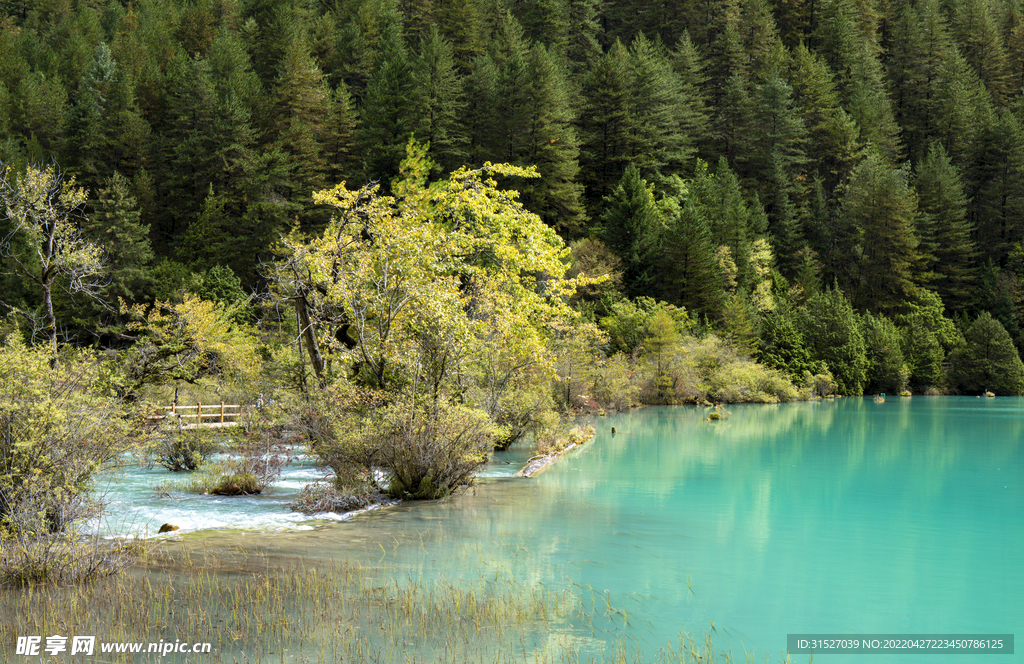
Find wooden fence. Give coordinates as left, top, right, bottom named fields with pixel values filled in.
left=148, top=402, right=245, bottom=429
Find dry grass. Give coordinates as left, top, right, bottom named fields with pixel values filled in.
left=0, top=541, right=798, bottom=663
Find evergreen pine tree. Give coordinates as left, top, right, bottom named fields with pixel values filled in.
left=952, top=0, right=1012, bottom=108
left=788, top=42, right=860, bottom=191
left=689, top=157, right=754, bottom=289
left=713, top=72, right=756, bottom=176
left=578, top=40, right=635, bottom=216
left=157, top=53, right=258, bottom=252
left=947, top=311, right=1024, bottom=394
left=671, top=32, right=712, bottom=150
left=914, top=141, right=977, bottom=311
left=272, top=32, right=332, bottom=219
left=899, top=313, right=945, bottom=391
left=519, top=43, right=585, bottom=234
left=600, top=165, right=662, bottom=296
left=357, top=20, right=423, bottom=184
left=324, top=81, right=360, bottom=185
left=87, top=171, right=155, bottom=304
left=862, top=312, right=907, bottom=393
left=564, top=0, right=602, bottom=77
left=756, top=302, right=822, bottom=380
left=659, top=195, right=726, bottom=318
left=932, top=44, right=996, bottom=169
left=414, top=26, right=466, bottom=173
left=241, top=0, right=295, bottom=86
left=627, top=33, right=699, bottom=178
left=721, top=292, right=759, bottom=353
left=964, top=111, right=1024, bottom=268
left=884, top=0, right=950, bottom=163
left=464, top=52, right=501, bottom=166
left=818, top=0, right=902, bottom=161
left=798, top=285, right=868, bottom=395
left=839, top=152, right=921, bottom=313
left=737, top=0, right=785, bottom=80
left=752, top=70, right=808, bottom=274
left=178, top=184, right=234, bottom=269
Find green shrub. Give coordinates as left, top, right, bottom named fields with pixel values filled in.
left=0, top=535, right=139, bottom=587
left=0, top=338, right=136, bottom=540
left=798, top=287, right=868, bottom=395
left=154, top=431, right=218, bottom=472
left=588, top=353, right=641, bottom=410
left=208, top=472, right=261, bottom=496
left=301, top=389, right=495, bottom=500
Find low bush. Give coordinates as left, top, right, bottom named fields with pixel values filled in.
left=301, top=388, right=495, bottom=500
left=535, top=424, right=595, bottom=456
left=0, top=534, right=140, bottom=587
left=154, top=431, right=218, bottom=471
left=208, top=472, right=262, bottom=496
left=289, top=477, right=386, bottom=515
left=631, top=333, right=800, bottom=404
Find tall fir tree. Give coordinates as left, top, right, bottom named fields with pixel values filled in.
left=884, top=0, right=950, bottom=163
left=932, top=44, right=996, bottom=170
left=356, top=19, right=422, bottom=184
left=787, top=42, right=860, bottom=192
left=413, top=25, right=466, bottom=173
left=817, top=0, right=902, bottom=161
left=671, top=32, right=712, bottom=150
left=798, top=285, right=868, bottom=395
left=157, top=52, right=258, bottom=252
left=947, top=311, right=1024, bottom=394
left=952, top=0, right=1012, bottom=108
left=627, top=33, right=700, bottom=178
left=839, top=151, right=921, bottom=313
left=689, top=157, right=755, bottom=289
left=324, top=81, right=360, bottom=186
left=751, top=70, right=808, bottom=275
left=271, top=32, right=332, bottom=223
left=578, top=40, right=636, bottom=216
left=964, top=111, right=1024, bottom=268
left=914, top=141, right=977, bottom=311
left=861, top=312, right=907, bottom=393
left=600, top=164, right=662, bottom=296
left=659, top=190, right=727, bottom=318
left=87, top=171, right=155, bottom=305
left=518, top=43, right=585, bottom=234
left=563, top=0, right=602, bottom=77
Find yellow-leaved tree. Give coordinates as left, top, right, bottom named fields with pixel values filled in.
left=116, top=295, right=261, bottom=402
left=276, top=140, right=589, bottom=498
left=274, top=140, right=583, bottom=392
left=0, top=165, right=104, bottom=366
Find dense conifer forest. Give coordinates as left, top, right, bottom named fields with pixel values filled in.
left=9, top=0, right=1024, bottom=587
left=3, top=0, right=1024, bottom=402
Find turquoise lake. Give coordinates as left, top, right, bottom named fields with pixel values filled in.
left=89, top=397, right=1023, bottom=662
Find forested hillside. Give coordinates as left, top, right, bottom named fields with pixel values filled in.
left=2, top=0, right=1024, bottom=396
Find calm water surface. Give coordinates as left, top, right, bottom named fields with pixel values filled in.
left=99, top=398, right=1024, bottom=661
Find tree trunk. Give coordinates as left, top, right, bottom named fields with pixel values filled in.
left=295, top=295, right=325, bottom=384
left=42, top=276, right=58, bottom=368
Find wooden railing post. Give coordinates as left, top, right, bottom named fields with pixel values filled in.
left=220, top=401, right=225, bottom=423
left=197, top=402, right=202, bottom=424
